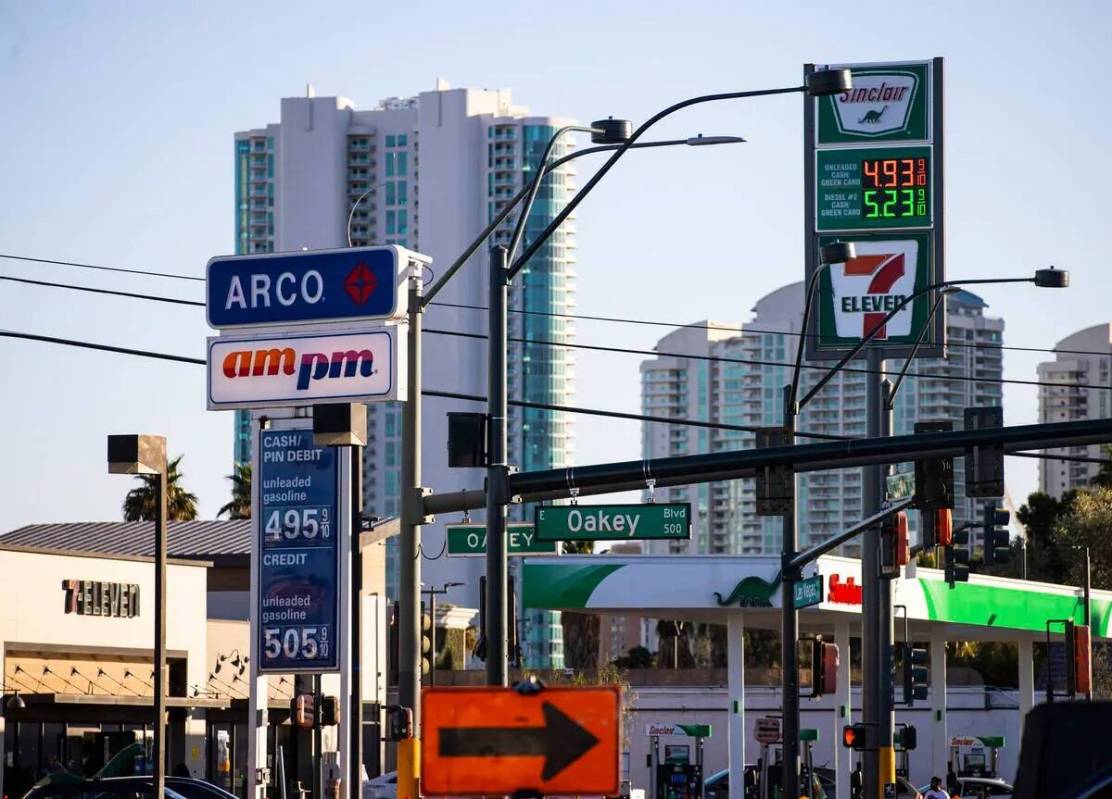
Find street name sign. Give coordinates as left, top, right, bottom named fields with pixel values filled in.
left=422, top=686, right=620, bottom=796
left=206, top=245, right=427, bottom=329
left=207, top=328, right=404, bottom=409
left=445, top=524, right=558, bottom=557
left=805, top=58, right=944, bottom=361
left=257, top=428, right=340, bottom=673
left=534, top=503, right=691, bottom=542
left=793, top=575, right=824, bottom=609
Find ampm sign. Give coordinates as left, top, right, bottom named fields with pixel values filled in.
left=207, top=328, right=405, bottom=409
left=206, top=245, right=430, bottom=329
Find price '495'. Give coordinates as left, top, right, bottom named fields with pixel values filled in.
left=265, top=507, right=331, bottom=542
left=262, top=626, right=329, bottom=661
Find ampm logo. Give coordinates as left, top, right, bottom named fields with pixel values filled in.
left=207, top=329, right=402, bottom=410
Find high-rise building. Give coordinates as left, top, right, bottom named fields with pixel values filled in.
left=233, top=82, right=577, bottom=666
left=1037, top=323, right=1112, bottom=498
left=641, top=282, right=1005, bottom=555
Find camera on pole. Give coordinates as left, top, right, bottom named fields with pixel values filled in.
left=982, top=505, right=1011, bottom=566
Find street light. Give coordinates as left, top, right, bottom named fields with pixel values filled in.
left=107, top=433, right=167, bottom=799
left=346, top=185, right=379, bottom=248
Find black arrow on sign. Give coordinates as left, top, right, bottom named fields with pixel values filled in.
left=438, top=700, right=600, bottom=780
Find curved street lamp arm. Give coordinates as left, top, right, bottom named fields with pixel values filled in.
left=346, top=185, right=378, bottom=248
left=420, top=137, right=737, bottom=307
left=786, top=264, right=828, bottom=421
left=886, top=291, right=946, bottom=410
left=798, top=276, right=1034, bottom=410
left=507, top=84, right=805, bottom=280
left=507, top=125, right=601, bottom=267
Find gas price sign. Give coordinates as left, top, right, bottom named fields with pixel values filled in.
left=816, top=145, right=931, bottom=231
left=257, top=428, right=340, bottom=673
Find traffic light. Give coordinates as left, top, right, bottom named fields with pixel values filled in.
left=901, top=643, right=929, bottom=704
left=935, top=508, right=953, bottom=547
left=914, top=421, right=954, bottom=509
left=881, top=511, right=909, bottom=577
left=421, top=605, right=433, bottom=676
left=944, top=525, right=971, bottom=588
left=385, top=704, right=414, bottom=741
left=896, top=725, right=918, bottom=751
left=319, top=695, right=340, bottom=726
left=964, top=407, right=1004, bottom=498
left=291, top=693, right=315, bottom=729
left=842, top=723, right=867, bottom=750
left=1072, top=623, right=1092, bottom=697
left=982, top=505, right=1011, bottom=566
left=810, top=637, right=839, bottom=698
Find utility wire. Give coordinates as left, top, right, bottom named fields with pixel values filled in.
left=4, top=251, right=1112, bottom=360
left=2, top=271, right=1105, bottom=393
left=0, top=327, right=1107, bottom=468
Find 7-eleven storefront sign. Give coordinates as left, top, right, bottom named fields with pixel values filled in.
left=815, top=232, right=933, bottom=352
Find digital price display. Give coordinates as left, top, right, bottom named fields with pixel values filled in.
left=860, top=156, right=928, bottom=220
left=816, top=145, right=932, bottom=231
left=257, top=429, right=340, bottom=673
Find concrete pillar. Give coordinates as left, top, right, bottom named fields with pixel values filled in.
left=834, top=620, right=852, bottom=799
left=1018, top=634, right=1035, bottom=736
left=929, top=629, right=948, bottom=781
left=727, top=613, right=746, bottom=796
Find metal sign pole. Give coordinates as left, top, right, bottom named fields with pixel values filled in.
left=485, top=246, right=510, bottom=686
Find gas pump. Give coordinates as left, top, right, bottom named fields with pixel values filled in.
left=948, top=735, right=1004, bottom=780
left=645, top=722, right=710, bottom=799
left=755, top=730, right=822, bottom=799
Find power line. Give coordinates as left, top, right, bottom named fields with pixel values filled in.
left=0, top=253, right=204, bottom=282
left=4, top=251, right=1112, bottom=360
left=2, top=270, right=1104, bottom=393
left=423, top=326, right=1112, bottom=393
left=1, top=326, right=1107, bottom=468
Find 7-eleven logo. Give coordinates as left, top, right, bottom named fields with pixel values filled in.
left=829, top=239, right=919, bottom=341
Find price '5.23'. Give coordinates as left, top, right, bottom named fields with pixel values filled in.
left=265, top=507, right=332, bottom=543
left=263, top=626, right=329, bottom=661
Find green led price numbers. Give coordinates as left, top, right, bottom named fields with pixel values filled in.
left=264, top=506, right=332, bottom=543
left=262, top=625, right=329, bottom=661
left=861, top=157, right=928, bottom=220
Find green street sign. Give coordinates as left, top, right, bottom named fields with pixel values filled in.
left=535, top=503, right=691, bottom=542
left=816, top=145, right=932, bottom=231
left=794, top=575, right=824, bottom=609
left=817, top=62, right=930, bottom=144
left=445, top=524, right=557, bottom=557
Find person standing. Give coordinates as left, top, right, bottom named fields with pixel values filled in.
left=923, top=776, right=950, bottom=799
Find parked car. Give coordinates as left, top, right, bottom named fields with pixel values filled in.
left=703, top=766, right=836, bottom=799
left=918, top=776, right=1012, bottom=798
left=23, top=776, right=192, bottom=799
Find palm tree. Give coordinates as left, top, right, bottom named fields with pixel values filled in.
left=122, top=455, right=199, bottom=522
left=218, top=463, right=252, bottom=519
left=560, top=539, right=600, bottom=670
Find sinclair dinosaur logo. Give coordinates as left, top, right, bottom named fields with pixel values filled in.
left=714, top=573, right=781, bottom=608
left=830, top=71, right=919, bottom=138
left=828, top=239, right=919, bottom=341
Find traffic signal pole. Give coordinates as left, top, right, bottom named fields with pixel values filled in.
left=781, top=388, right=801, bottom=799
left=485, top=246, right=510, bottom=687
left=860, top=350, right=882, bottom=798
left=875, top=374, right=896, bottom=798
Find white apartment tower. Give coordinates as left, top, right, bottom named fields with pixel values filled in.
left=233, top=83, right=578, bottom=666
left=641, top=282, right=1005, bottom=555
left=1037, top=323, right=1112, bottom=498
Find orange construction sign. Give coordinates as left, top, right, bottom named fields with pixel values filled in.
left=422, top=685, right=621, bottom=796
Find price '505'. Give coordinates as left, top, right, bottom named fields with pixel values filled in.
left=262, top=626, right=329, bottom=660
left=265, top=507, right=332, bottom=542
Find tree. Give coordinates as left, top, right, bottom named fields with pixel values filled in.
left=560, top=539, right=600, bottom=669
left=1088, top=445, right=1112, bottom=489
left=1055, top=488, right=1112, bottom=590
left=613, top=646, right=654, bottom=669
left=1016, top=490, right=1076, bottom=584
left=218, top=463, right=252, bottom=519
left=122, top=455, right=199, bottom=522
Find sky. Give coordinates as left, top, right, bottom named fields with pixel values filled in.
left=0, top=0, right=1110, bottom=530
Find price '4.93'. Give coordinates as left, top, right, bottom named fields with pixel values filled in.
left=265, top=507, right=331, bottom=542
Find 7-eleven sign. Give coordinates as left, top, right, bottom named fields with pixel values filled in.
left=815, top=234, right=933, bottom=352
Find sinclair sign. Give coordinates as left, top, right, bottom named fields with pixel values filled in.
left=805, top=59, right=944, bottom=360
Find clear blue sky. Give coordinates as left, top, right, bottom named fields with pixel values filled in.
left=1, top=1, right=1109, bottom=529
